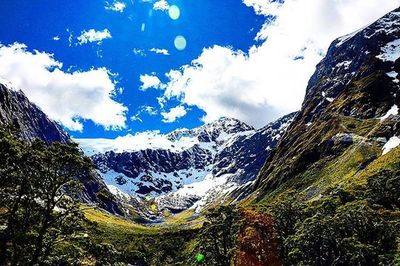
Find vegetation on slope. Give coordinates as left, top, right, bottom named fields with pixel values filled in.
left=266, top=168, right=400, bottom=265
left=0, top=127, right=203, bottom=265
left=248, top=143, right=400, bottom=266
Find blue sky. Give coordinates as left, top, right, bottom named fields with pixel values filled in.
left=0, top=0, right=398, bottom=140
left=0, top=0, right=264, bottom=138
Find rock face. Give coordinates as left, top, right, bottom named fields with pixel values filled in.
left=80, top=114, right=296, bottom=212
left=254, top=8, right=400, bottom=195
left=0, top=83, right=69, bottom=143
left=0, top=81, right=123, bottom=215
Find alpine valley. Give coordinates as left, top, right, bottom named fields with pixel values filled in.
left=0, top=6, right=400, bottom=266
left=76, top=113, right=296, bottom=217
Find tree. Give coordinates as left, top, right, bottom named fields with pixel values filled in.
left=0, top=128, right=93, bottom=265
left=269, top=189, right=307, bottom=262
left=281, top=199, right=398, bottom=266
left=198, top=206, right=242, bottom=266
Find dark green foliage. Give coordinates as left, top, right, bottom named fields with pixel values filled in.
left=0, top=128, right=92, bottom=265
left=271, top=173, right=400, bottom=266
left=285, top=201, right=397, bottom=266
left=90, top=243, right=122, bottom=266
left=367, top=169, right=400, bottom=209
left=270, top=190, right=307, bottom=239
left=121, top=230, right=198, bottom=265
left=196, top=206, right=242, bottom=266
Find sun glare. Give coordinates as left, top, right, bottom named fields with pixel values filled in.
left=168, top=5, right=180, bottom=20
left=174, top=35, right=187, bottom=50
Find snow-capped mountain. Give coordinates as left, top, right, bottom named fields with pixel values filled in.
left=255, top=7, right=400, bottom=194
left=77, top=113, right=296, bottom=212
left=302, top=9, right=400, bottom=125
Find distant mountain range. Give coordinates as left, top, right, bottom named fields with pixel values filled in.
left=0, top=74, right=297, bottom=217
left=77, top=113, right=296, bottom=213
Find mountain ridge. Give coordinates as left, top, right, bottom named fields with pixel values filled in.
left=0, top=83, right=69, bottom=143
left=0, top=80, right=124, bottom=215
left=254, top=6, right=400, bottom=200
left=78, top=112, right=297, bottom=214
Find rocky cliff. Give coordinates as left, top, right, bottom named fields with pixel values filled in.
left=254, top=7, right=400, bottom=198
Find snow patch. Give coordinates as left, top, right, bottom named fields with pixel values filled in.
left=382, top=136, right=400, bottom=155
left=336, top=28, right=365, bottom=47
left=157, top=173, right=238, bottom=212
left=380, top=105, right=398, bottom=121
left=326, top=97, right=335, bottom=103
left=335, top=60, right=352, bottom=69
left=100, top=170, right=139, bottom=197
left=107, top=185, right=131, bottom=200
left=377, top=39, right=400, bottom=62
left=322, top=91, right=335, bottom=103
left=387, top=71, right=399, bottom=83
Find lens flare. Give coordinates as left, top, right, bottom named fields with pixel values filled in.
left=174, top=35, right=187, bottom=50
left=168, top=5, right=180, bottom=20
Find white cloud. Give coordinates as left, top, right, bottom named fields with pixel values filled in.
left=131, top=105, right=158, bottom=122
left=157, top=96, right=166, bottom=109
left=105, top=1, right=126, bottom=12
left=130, top=115, right=143, bottom=122
left=149, top=48, right=170, bottom=55
left=67, top=29, right=74, bottom=46
left=148, top=0, right=400, bottom=127
left=133, top=48, right=146, bottom=56
left=143, top=105, right=158, bottom=116
left=77, top=29, right=112, bottom=45
left=75, top=129, right=200, bottom=154
left=52, top=36, right=60, bottom=41
left=161, top=106, right=187, bottom=123
left=139, top=74, right=165, bottom=90
left=242, top=0, right=280, bottom=16
left=153, top=0, right=169, bottom=11
left=0, top=43, right=127, bottom=131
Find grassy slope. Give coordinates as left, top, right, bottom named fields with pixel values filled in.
left=81, top=207, right=202, bottom=265
left=253, top=114, right=396, bottom=206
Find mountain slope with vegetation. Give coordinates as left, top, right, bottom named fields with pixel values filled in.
left=244, top=7, right=400, bottom=266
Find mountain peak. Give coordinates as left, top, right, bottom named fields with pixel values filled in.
left=0, top=82, right=69, bottom=143
left=82, top=113, right=295, bottom=212
left=302, top=7, right=400, bottom=125
left=255, top=7, right=400, bottom=195
left=199, top=116, right=254, bottom=134
left=166, top=117, right=254, bottom=143
left=334, top=7, right=400, bottom=49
